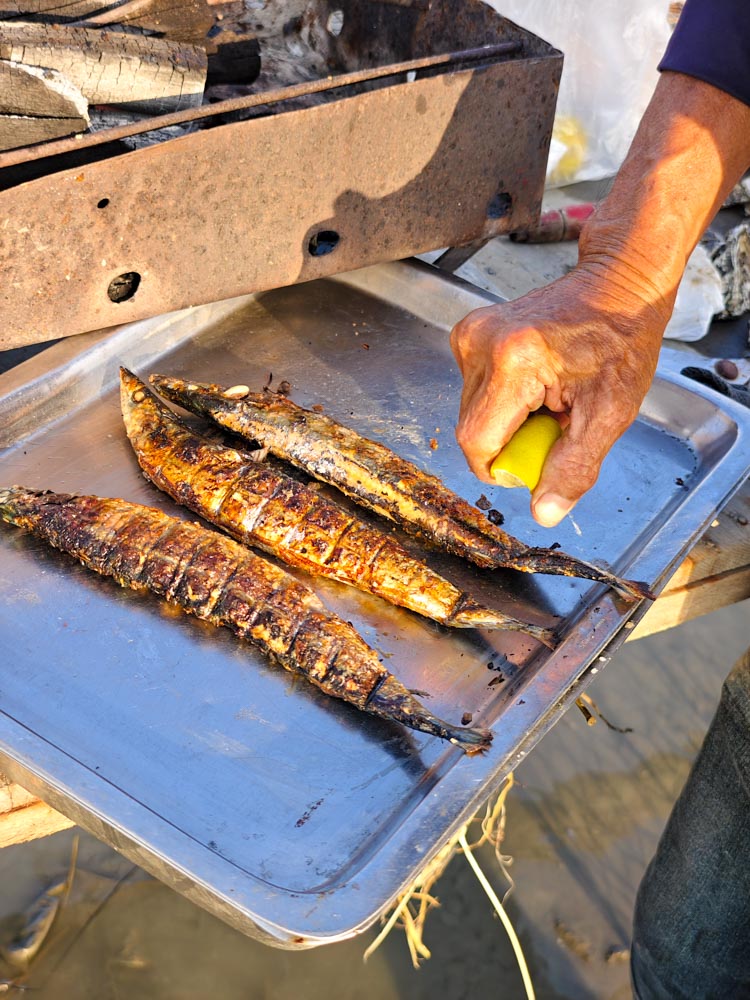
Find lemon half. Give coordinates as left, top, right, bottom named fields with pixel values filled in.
left=490, top=414, right=562, bottom=491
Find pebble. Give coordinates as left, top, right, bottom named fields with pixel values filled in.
left=715, top=359, right=739, bottom=380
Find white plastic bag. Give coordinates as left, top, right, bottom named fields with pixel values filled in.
left=487, top=1, right=671, bottom=186
left=663, top=244, right=725, bottom=342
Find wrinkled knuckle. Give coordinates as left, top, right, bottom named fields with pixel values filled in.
left=563, top=458, right=599, bottom=494
left=449, top=321, right=467, bottom=353
left=451, top=308, right=490, bottom=350
left=458, top=304, right=493, bottom=330
left=494, top=327, right=548, bottom=375
left=497, top=327, right=530, bottom=355
left=489, top=336, right=524, bottom=375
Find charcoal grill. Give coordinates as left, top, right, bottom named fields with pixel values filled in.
left=0, top=0, right=561, bottom=348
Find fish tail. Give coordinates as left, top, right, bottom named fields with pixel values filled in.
left=0, top=486, right=19, bottom=522
left=0, top=486, right=49, bottom=526
left=446, top=595, right=557, bottom=646
left=508, top=547, right=654, bottom=601
left=365, top=675, right=492, bottom=754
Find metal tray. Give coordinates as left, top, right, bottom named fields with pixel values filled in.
left=0, top=259, right=748, bottom=948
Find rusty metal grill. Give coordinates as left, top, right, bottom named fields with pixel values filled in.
left=0, top=0, right=562, bottom=348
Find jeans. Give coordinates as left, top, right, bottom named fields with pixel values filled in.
left=631, top=646, right=750, bottom=999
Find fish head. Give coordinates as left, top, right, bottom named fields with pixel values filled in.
left=147, top=374, right=289, bottom=429
left=148, top=374, right=232, bottom=419
left=119, top=366, right=175, bottom=440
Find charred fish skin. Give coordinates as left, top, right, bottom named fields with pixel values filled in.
left=0, top=487, right=492, bottom=752
left=148, top=374, right=503, bottom=558
left=121, top=368, right=555, bottom=645
left=149, top=374, right=653, bottom=602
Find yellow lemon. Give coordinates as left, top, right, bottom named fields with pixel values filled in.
left=490, top=414, right=562, bottom=491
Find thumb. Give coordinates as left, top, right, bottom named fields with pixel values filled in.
left=529, top=412, right=620, bottom=527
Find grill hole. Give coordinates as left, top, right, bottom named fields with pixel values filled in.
left=488, top=192, right=513, bottom=219
left=308, top=230, right=340, bottom=257
left=108, top=271, right=141, bottom=303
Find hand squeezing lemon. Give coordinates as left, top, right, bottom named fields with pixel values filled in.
left=490, top=413, right=562, bottom=491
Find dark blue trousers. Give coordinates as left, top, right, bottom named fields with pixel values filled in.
left=631, top=646, right=750, bottom=999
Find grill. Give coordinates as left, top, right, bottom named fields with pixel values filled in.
left=0, top=0, right=562, bottom=348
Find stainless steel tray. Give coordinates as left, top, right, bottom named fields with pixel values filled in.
left=1, top=259, right=748, bottom=948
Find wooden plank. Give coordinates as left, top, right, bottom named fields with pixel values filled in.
left=659, top=487, right=750, bottom=589
left=0, top=772, right=74, bottom=847
left=0, top=112, right=86, bottom=150
left=0, top=771, right=37, bottom=813
left=631, top=564, right=750, bottom=640
left=76, top=0, right=214, bottom=48
left=0, top=58, right=87, bottom=117
left=0, top=59, right=88, bottom=149
left=630, top=481, right=750, bottom=639
left=0, top=21, right=206, bottom=112
left=0, top=0, right=102, bottom=16
left=1, top=0, right=214, bottom=48
left=0, top=799, right=75, bottom=848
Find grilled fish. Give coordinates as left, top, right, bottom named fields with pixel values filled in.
left=121, top=368, right=555, bottom=645
left=150, top=374, right=653, bottom=601
left=0, top=487, right=492, bottom=752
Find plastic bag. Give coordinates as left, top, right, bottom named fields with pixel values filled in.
left=663, top=244, right=724, bottom=342
left=487, top=1, right=671, bottom=186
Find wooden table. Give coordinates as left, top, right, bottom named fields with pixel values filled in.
left=0, top=772, right=74, bottom=848
left=630, top=480, right=750, bottom=639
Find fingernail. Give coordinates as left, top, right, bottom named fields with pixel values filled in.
left=533, top=493, right=574, bottom=527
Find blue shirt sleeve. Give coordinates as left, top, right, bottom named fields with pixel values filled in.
left=658, top=0, right=750, bottom=107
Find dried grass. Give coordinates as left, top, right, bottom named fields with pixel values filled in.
left=363, top=773, right=530, bottom=990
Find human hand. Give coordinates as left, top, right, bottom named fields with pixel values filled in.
left=451, top=70, right=750, bottom=528
left=450, top=265, right=669, bottom=527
